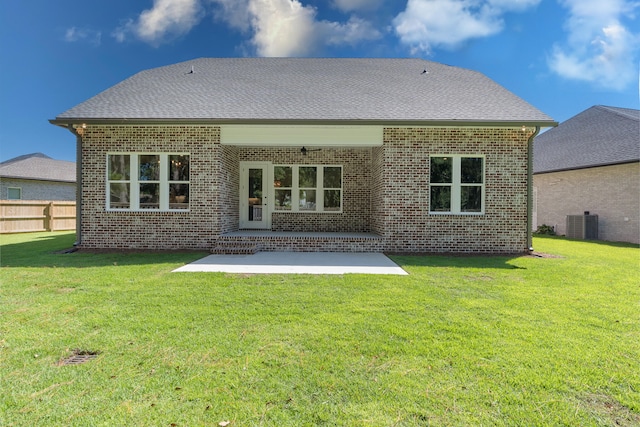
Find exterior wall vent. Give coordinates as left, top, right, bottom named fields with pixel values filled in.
left=566, top=214, right=598, bottom=240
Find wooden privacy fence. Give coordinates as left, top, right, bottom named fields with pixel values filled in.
left=0, top=200, right=76, bottom=233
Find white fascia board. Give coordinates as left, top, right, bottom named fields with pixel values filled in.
left=221, top=125, right=383, bottom=147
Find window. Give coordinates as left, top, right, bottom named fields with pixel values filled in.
left=107, top=154, right=189, bottom=211
left=7, top=187, right=22, bottom=200
left=430, top=155, right=484, bottom=214
left=273, top=166, right=292, bottom=210
left=298, top=166, right=317, bottom=211
left=273, top=165, right=342, bottom=212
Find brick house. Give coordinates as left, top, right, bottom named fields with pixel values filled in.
left=0, top=153, right=76, bottom=201
left=534, top=105, right=639, bottom=244
left=50, top=58, right=555, bottom=253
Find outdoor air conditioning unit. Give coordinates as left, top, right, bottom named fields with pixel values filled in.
left=566, top=212, right=598, bottom=240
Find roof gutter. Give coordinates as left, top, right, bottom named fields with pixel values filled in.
left=533, top=159, right=640, bottom=175
left=49, top=118, right=558, bottom=128
left=0, top=175, right=75, bottom=183
left=527, top=126, right=540, bottom=253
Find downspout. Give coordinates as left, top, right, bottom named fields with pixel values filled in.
left=65, top=124, right=83, bottom=247
left=526, top=126, right=540, bottom=253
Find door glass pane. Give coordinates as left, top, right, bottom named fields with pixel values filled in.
left=248, top=168, right=263, bottom=221
left=140, top=183, right=160, bottom=209
left=299, top=190, right=316, bottom=211
left=323, top=167, right=341, bottom=188
left=430, top=157, right=452, bottom=183
left=169, top=155, right=189, bottom=181
left=461, top=186, right=482, bottom=212
left=274, top=166, right=292, bottom=188
left=110, top=183, right=130, bottom=209
left=108, top=155, right=130, bottom=180
left=430, top=186, right=451, bottom=212
left=461, top=157, right=483, bottom=183
left=324, top=190, right=341, bottom=211
left=299, top=167, right=317, bottom=187
left=139, top=155, right=160, bottom=181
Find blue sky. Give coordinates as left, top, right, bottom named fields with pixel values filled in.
left=1, top=0, right=638, bottom=162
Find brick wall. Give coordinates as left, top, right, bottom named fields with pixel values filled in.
left=77, top=124, right=532, bottom=253
left=380, top=128, right=530, bottom=253
left=79, top=125, right=220, bottom=249
left=534, top=162, right=640, bottom=244
left=239, top=147, right=372, bottom=232
left=220, top=145, right=240, bottom=233
left=370, top=145, right=385, bottom=236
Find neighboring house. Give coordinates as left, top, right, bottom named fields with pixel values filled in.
left=0, top=153, right=76, bottom=201
left=533, top=105, right=640, bottom=244
left=50, top=58, right=555, bottom=253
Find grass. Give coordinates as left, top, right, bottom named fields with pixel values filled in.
left=1, top=232, right=638, bottom=426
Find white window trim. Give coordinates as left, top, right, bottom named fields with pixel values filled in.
left=273, top=164, right=343, bottom=213
left=106, top=153, right=190, bottom=212
left=429, top=155, right=485, bottom=215
left=7, top=187, right=22, bottom=200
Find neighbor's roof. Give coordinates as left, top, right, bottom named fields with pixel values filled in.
left=534, top=105, right=640, bottom=174
left=0, top=153, right=76, bottom=183
left=52, top=58, right=555, bottom=126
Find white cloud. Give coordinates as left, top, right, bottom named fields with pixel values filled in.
left=323, top=16, right=381, bottom=46
left=111, top=22, right=130, bottom=43
left=111, top=0, right=380, bottom=53
left=392, top=0, right=540, bottom=53
left=64, top=27, right=102, bottom=46
left=114, top=0, right=203, bottom=45
left=247, top=0, right=317, bottom=56
left=209, top=0, right=253, bottom=32
left=548, top=0, right=640, bottom=90
left=211, top=0, right=381, bottom=56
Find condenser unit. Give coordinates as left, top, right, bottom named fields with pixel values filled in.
left=566, top=214, right=598, bottom=240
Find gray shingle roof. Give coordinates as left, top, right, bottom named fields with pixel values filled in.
left=0, top=153, right=76, bottom=182
left=53, top=58, right=554, bottom=125
left=533, top=105, right=640, bottom=174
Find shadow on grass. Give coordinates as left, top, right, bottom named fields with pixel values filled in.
left=388, top=253, right=528, bottom=270
left=4, top=232, right=526, bottom=271
left=0, top=232, right=206, bottom=268
left=387, top=235, right=639, bottom=270
left=11, top=233, right=631, bottom=271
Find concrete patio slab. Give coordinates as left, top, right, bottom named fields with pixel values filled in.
left=173, top=252, right=408, bottom=275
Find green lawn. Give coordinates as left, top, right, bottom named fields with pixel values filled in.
left=1, top=232, right=638, bottom=426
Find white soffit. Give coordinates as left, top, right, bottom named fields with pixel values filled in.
left=221, top=125, right=383, bottom=147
